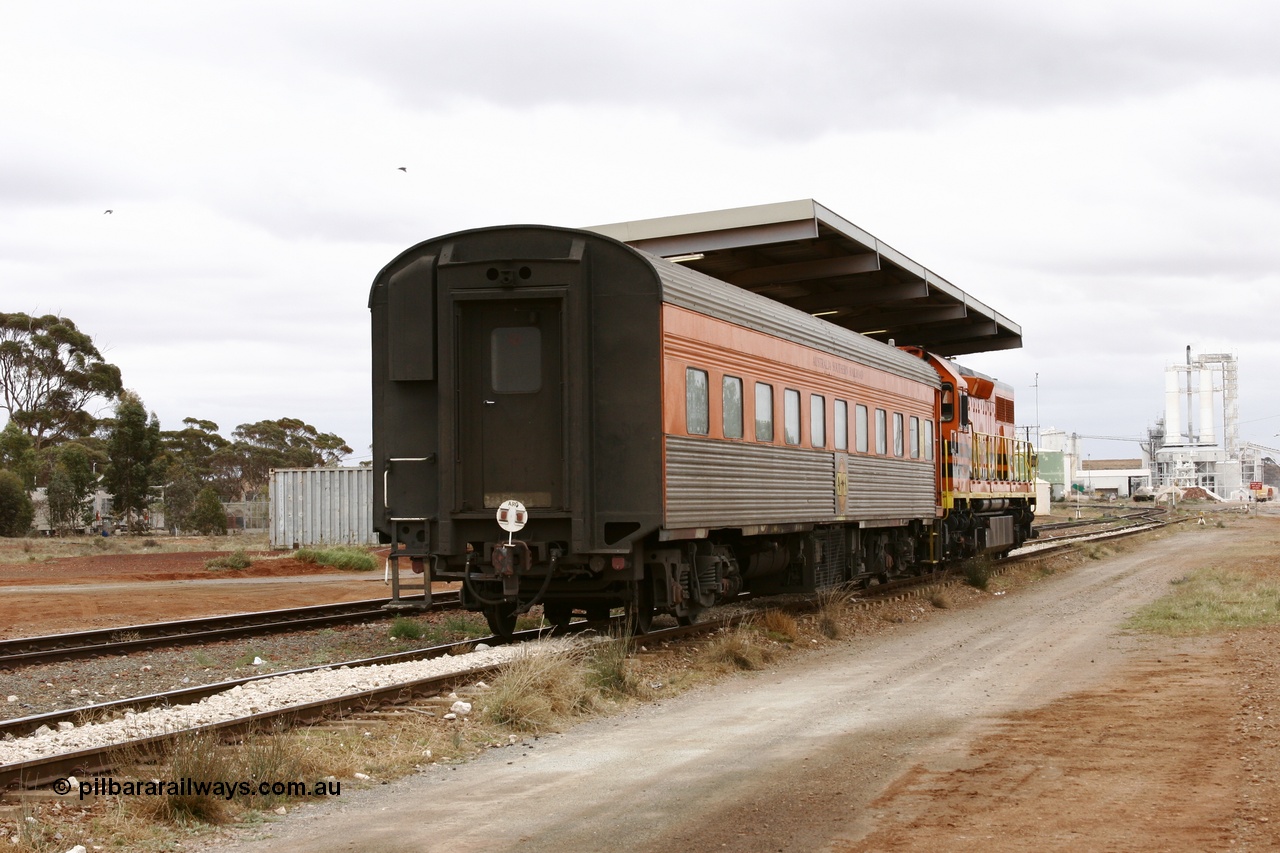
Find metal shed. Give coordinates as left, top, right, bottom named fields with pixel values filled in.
left=269, top=467, right=375, bottom=549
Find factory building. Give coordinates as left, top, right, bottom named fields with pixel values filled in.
left=1040, top=347, right=1279, bottom=503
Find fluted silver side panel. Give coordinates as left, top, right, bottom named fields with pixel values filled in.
left=846, top=455, right=936, bottom=520
left=665, top=436, right=835, bottom=529
left=664, top=436, right=936, bottom=531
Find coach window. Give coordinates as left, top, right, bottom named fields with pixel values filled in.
left=855, top=404, right=868, bottom=453
left=784, top=389, right=801, bottom=445
left=909, top=416, right=920, bottom=459
left=893, top=413, right=904, bottom=457
left=685, top=368, right=709, bottom=435
left=491, top=327, right=541, bottom=393
left=810, top=395, right=826, bottom=447
left=834, top=400, right=848, bottom=451
left=875, top=409, right=887, bottom=455
left=755, top=382, right=774, bottom=442
left=924, top=420, right=934, bottom=461
left=723, top=376, right=744, bottom=439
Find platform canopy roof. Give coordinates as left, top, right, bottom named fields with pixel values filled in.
left=587, top=199, right=1021, bottom=357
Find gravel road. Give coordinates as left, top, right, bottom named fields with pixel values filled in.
left=203, top=526, right=1216, bottom=853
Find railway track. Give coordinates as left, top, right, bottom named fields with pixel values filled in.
left=0, top=565, right=1037, bottom=790
left=0, top=511, right=1162, bottom=672
left=0, top=618, right=624, bottom=790
left=1018, top=509, right=1189, bottom=555
left=1033, top=507, right=1167, bottom=535
left=0, top=514, right=1194, bottom=791
left=0, top=591, right=850, bottom=790
left=0, top=592, right=460, bottom=669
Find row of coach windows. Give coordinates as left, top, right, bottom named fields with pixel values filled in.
left=684, top=367, right=934, bottom=460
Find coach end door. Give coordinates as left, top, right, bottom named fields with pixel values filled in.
left=456, top=299, right=565, bottom=512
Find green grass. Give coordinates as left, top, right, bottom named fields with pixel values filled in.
left=293, top=545, right=377, bottom=571
left=1127, top=567, right=1280, bottom=635
left=388, top=617, right=425, bottom=640
left=438, top=613, right=490, bottom=639
left=205, top=549, right=252, bottom=570
left=962, top=557, right=993, bottom=590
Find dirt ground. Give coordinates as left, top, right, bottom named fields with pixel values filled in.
left=187, top=513, right=1278, bottom=853
left=6, top=514, right=1279, bottom=852
left=840, top=630, right=1279, bottom=852
left=0, top=549, right=387, bottom=637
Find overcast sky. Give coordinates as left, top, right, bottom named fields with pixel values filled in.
left=4, top=0, right=1279, bottom=464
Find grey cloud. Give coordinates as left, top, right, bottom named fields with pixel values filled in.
left=276, top=1, right=1280, bottom=137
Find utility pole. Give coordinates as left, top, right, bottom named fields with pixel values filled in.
left=1033, top=372, right=1040, bottom=448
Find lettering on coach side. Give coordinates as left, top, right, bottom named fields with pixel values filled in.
left=811, top=355, right=866, bottom=382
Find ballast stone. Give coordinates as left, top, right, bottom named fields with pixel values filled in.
left=0, top=637, right=584, bottom=768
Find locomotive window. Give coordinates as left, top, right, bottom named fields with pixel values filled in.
left=810, top=395, right=826, bottom=447
left=909, top=416, right=920, bottom=459
left=685, top=368, right=709, bottom=435
left=491, top=327, right=541, bottom=393
left=755, top=383, right=774, bottom=442
left=834, top=400, right=848, bottom=451
left=940, top=383, right=955, bottom=422
left=893, top=413, right=904, bottom=457
left=784, top=389, right=801, bottom=446
left=723, top=376, right=744, bottom=439
left=924, top=420, right=934, bottom=461
left=875, top=409, right=887, bottom=455
left=855, top=404, right=868, bottom=453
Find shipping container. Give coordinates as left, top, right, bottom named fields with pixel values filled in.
left=269, top=467, right=375, bottom=549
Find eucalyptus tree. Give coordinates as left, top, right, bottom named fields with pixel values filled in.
left=0, top=313, right=123, bottom=449
left=103, top=391, right=161, bottom=530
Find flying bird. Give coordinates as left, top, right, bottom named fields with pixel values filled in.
left=103, top=209, right=113, bottom=214
left=398, top=167, right=407, bottom=172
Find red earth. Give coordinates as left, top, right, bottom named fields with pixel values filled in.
left=0, top=549, right=388, bottom=638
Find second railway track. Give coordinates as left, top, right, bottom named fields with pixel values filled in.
left=0, top=592, right=461, bottom=669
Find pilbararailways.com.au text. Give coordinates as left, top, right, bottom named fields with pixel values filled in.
left=53, top=776, right=342, bottom=801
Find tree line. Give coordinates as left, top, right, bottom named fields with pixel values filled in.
left=0, top=312, right=353, bottom=536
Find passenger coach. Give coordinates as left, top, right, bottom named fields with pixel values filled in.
left=369, top=225, right=1034, bottom=636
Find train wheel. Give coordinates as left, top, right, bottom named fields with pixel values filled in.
left=484, top=603, right=518, bottom=640
left=627, top=580, right=655, bottom=634
left=543, top=602, right=574, bottom=632
left=675, top=604, right=703, bottom=626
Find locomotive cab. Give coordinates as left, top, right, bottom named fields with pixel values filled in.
left=902, top=347, right=1037, bottom=559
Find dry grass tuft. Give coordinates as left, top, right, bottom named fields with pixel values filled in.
left=758, top=609, right=799, bottom=642
left=586, top=632, right=643, bottom=697
left=238, top=724, right=331, bottom=807
left=125, top=730, right=234, bottom=824
left=697, top=627, right=775, bottom=672
left=930, top=590, right=953, bottom=609
left=483, top=646, right=596, bottom=732
left=1083, top=543, right=1113, bottom=561
left=815, top=588, right=851, bottom=639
